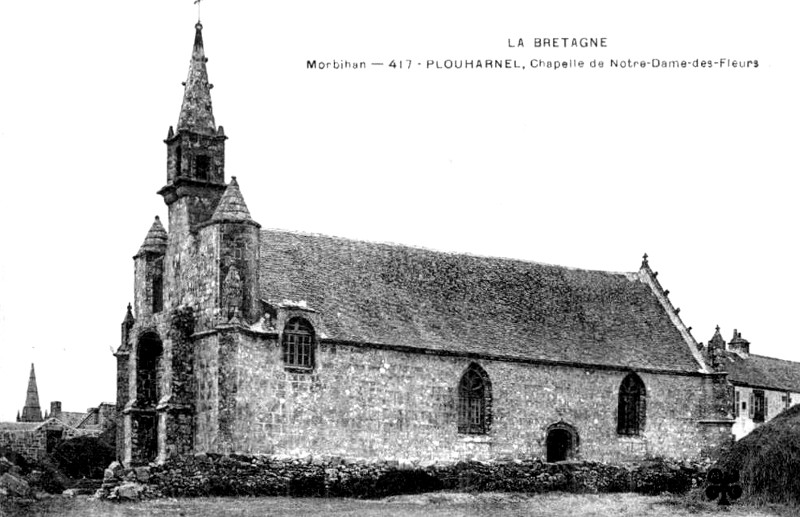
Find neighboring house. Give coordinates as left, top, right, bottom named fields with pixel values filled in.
left=0, top=364, right=117, bottom=461
left=702, top=328, right=800, bottom=440
left=0, top=419, right=97, bottom=462
left=114, top=22, right=735, bottom=467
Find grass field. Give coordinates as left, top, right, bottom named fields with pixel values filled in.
left=1, top=492, right=794, bottom=517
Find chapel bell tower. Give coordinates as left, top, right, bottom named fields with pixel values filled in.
left=158, top=22, right=228, bottom=230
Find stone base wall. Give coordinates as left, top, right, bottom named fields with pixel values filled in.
left=98, top=453, right=709, bottom=499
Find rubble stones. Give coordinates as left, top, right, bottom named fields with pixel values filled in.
left=0, top=472, right=33, bottom=498
left=94, top=454, right=706, bottom=500
left=114, top=482, right=145, bottom=500
left=134, top=466, right=151, bottom=482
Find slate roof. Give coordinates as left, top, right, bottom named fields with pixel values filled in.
left=721, top=352, right=800, bottom=392
left=211, top=177, right=257, bottom=225
left=58, top=411, right=88, bottom=428
left=137, top=216, right=168, bottom=255
left=0, top=422, right=38, bottom=431
left=258, top=230, right=703, bottom=374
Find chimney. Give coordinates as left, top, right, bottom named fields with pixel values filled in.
left=50, top=401, right=62, bottom=419
left=728, top=329, right=750, bottom=357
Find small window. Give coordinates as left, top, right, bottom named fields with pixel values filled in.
left=282, top=318, right=314, bottom=370
left=735, top=391, right=740, bottom=417
left=617, top=372, right=646, bottom=436
left=195, top=155, right=210, bottom=181
left=175, top=146, right=182, bottom=177
left=152, top=256, right=164, bottom=314
left=457, top=363, right=491, bottom=435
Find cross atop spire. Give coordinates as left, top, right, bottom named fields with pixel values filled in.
left=177, top=21, right=216, bottom=135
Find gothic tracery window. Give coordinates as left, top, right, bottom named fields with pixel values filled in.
left=617, top=372, right=646, bottom=436
left=458, top=363, right=491, bottom=435
left=282, top=318, right=314, bottom=370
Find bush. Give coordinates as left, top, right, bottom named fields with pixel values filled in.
left=717, top=404, right=800, bottom=504
left=50, top=435, right=115, bottom=479
left=0, top=447, right=32, bottom=474
left=26, top=459, right=68, bottom=494
left=631, top=459, right=692, bottom=495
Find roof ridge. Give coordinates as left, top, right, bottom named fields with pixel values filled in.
left=749, top=353, right=800, bottom=365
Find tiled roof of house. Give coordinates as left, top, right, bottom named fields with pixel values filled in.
left=258, top=230, right=703, bottom=373
left=57, top=412, right=88, bottom=428
left=721, top=352, right=800, bottom=392
left=0, top=422, right=39, bottom=431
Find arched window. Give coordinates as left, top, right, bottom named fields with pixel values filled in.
left=136, top=333, right=163, bottom=407
left=282, top=318, right=314, bottom=370
left=617, top=372, right=646, bottom=436
left=458, top=363, right=491, bottom=435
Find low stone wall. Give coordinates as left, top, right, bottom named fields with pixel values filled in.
left=98, top=453, right=709, bottom=500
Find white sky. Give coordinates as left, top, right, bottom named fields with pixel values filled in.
left=0, top=1, right=797, bottom=422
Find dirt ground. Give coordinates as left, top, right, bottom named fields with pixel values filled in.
left=0, top=491, right=794, bottom=517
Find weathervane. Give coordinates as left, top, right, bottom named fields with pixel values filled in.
left=194, top=0, right=203, bottom=22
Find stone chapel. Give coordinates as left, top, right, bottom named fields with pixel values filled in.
left=115, top=22, right=735, bottom=466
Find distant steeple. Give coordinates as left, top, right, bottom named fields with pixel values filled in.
left=177, top=22, right=216, bottom=135
left=20, top=363, right=43, bottom=422
left=210, top=177, right=259, bottom=226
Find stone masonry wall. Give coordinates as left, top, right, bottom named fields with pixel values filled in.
left=164, top=208, right=220, bottom=328
left=194, top=332, right=221, bottom=452
left=219, top=223, right=259, bottom=322
left=197, top=331, right=722, bottom=463
left=0, top=422, right=99, bottom=462
left=115, top=353, right=129, bottom=461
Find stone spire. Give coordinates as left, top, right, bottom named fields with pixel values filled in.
left=137, top=216, right=168, bottom=256
left=705, top=326, right=726, bottom=371
left=20, top=363, right=43, bottom=422
left=177, top=22, right=216, bottom=135
left=121, top=302, right=136, bottom=349
left=211, top=177, right=259, bottom=226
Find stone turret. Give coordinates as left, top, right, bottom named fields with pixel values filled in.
left=133, top=217, right=167, bottom=318
left=20, top=363, right=43, bottom=422
left=204, top=177, right=261, bottom=322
